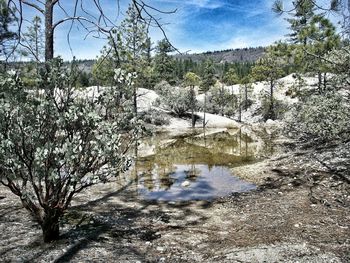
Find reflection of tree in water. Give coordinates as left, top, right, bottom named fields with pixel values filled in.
left=185, top=165, right=201, bottom=182
left=130, top=129, right=275, bottom=192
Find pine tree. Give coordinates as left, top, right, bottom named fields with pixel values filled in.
left=301, top=15, right=340, bottom=93
left=0, top=0, right=17, bottom=60
left=22, top=16, right=44, bottom=62
left=184, top=72, right=201, bottom=127
left=200, top=59, right=216, bottom=128
left=119, top=2, right=150, bottom=114
left=251, top=45, right=285, bottom=120
left=240, top=75, right=254, bottom=111
left=153, top=39, right=175, bottom=84
left=285, top=0, right=316, bottom=44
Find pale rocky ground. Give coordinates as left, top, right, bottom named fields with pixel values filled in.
left=0, top=75, right=349, bottom=262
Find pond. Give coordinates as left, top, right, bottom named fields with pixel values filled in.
left=124, top=128, right=275, bottom=201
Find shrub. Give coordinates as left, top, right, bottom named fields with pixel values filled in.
left=0, top=59, right=138, bottom=242
left=140, top=109, right=170, bottom=126
left=154, top=80, right=172, bottom=97
left=198, top=86, right=237, bottom=117
left=155, top=82, right=192, bottom=117
left=259, top=96, right=288, bottom=121
left=285, top=92, right=350, bottom=141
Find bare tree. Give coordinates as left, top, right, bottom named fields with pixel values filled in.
left=6, top=0, right=177, bottom=62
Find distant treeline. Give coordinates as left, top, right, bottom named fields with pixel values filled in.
left=174, top=58, right=255, bottom=81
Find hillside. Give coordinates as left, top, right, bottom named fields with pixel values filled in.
left=175, top=46, right=265, bottom=63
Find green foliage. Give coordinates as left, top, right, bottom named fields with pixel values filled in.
left=0, top=58, right=138, bottom=242
left=92, top=56, right=117, bottom=86
left=274, top=1, right=341, bottom=92
left=173, top=58, right=254, bottom=82
left=326, top=45, right=350, bottom=86
left=22, top=16, right=44, bottom=61
left=202, top=85, right=237, bottom=116
left=200, top=59, right=216, bottom=92
left=183, top=72, right=200, bottom=126
left=154, top=80, right=172, bottom=97
left=251, top=44, right=285, bottom=120
left=223, top=68, right=239, bottom=85
left=140, top=110, right=170, bottom=126
left=260, top=96, right=287, bottom=121
left=0, top=0, right=17, bottom=58
left=184, top=72, right=201, bottom=87
left=239, top=75, right=254, bottom=110
left=156, top=82, right=192, bottom=117
left=93, top=5, right=151, bottom=91
left=153, top=39, right=175, bottom=84
left=286, top=92, right=350, bottom=141
left=119, top=3, right=152, bottom=90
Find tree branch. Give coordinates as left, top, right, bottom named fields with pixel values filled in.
left=22, top=0, right=44, bottom=14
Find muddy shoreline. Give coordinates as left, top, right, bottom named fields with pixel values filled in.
left=0, top=133, right=349, bottom=262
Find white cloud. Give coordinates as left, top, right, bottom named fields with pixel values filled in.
left=155, top=0, right=223, bottom=10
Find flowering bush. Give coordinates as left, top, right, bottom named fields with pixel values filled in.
left=285, top=92, right=350, bottom=141
left=0, top=58, right=139, bottom=242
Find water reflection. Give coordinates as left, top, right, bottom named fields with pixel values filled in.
left=138, top=165, right=256, bottom=201
left=126, top=128, right=274, bottom=201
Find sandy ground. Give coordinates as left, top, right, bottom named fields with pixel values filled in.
left=0, top=77, right=348, bottom=262
left=0, top=137, right=349, bottom=263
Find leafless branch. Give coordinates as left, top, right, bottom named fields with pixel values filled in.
left=22, top=0, right=44, bottom=13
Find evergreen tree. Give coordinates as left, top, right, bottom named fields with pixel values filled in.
left=285, top=0, right=316, bottom=44
left=251, top=45, right=285, bottom=120
left=184, top=72, right=201, bottom=127
left=223, top=67, right=239, bottom=85
left=300, top=15, right=340, bottom=92
left=153, top=39, right=175, bottom=84
left=22, top=16, right=44, bottom=62
left=119, top=2, right=150, bottom=114
left=200, top=59, right=216, bottom=128
left=0, top=0, right=17, bottom=60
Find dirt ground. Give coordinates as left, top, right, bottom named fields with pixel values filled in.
left=0, top=140, right=349, bottom=262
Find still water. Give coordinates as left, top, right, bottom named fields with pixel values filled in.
left=125, top=128, right=274, bottom=201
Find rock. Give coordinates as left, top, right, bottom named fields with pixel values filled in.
left=181, top=180, right=190, bottom=187
left=266, top=119, right=275, bottom=125
left=156, top=246, right=165, bottom=252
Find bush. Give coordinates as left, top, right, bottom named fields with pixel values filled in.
left=154, top=80, right=172, bottom=97
left=198, top=86, right=237, bottom=117
left=285, top=92, right=350, bottom=141
left=165, top=87, right=192, bottom=117
left=140, top=110, right=170, bottom=126
left=155, top=82, right=192, bottom=117
left=0, top=59, right=138, bottom=242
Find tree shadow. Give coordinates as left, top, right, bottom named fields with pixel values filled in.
left=49, top=178, right=214, bottom=262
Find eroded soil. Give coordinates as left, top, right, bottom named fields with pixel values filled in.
left=0, top=140, right=349, bottom=263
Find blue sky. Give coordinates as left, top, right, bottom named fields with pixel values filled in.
left=21, top=0, right=292, bottom=60
left=151, top=0, right=290, bottom=53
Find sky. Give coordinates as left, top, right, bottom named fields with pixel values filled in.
left=20, top=0, right=293, bottom=60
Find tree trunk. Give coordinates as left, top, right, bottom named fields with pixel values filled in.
left=41, top=212, right=60, bottom=243
left=317, top=72, right=322, bottom=94
left=133, top=85, right=137, bottom=116
left=238, top=103, right=242, bottom=122
left=270, top=79, right=275, bottom=120
left=245, top=85, right=248, bottom=110
left=45, top=1, right=54, bottom=61
left=191, top=86, right=195, bottom=128
left=220, top=85, right=224, bottom=116
left=323, top=73, right=327, bottom=91
left=203, top=92, right=206, bottom=129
